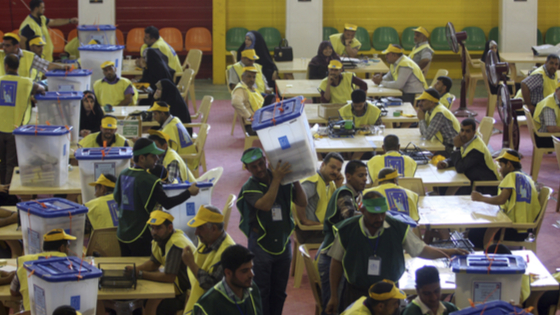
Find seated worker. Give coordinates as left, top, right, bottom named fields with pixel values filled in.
left=433, top=76, right=455, bottom=110
left=11, top=229, right=73, bottom=311
left=27, top=36, right=47, bottom=81
left=409, top=27, right=434, bottom=74
left=516, top=54, right=559, bottom=112
left=341, top=280, right=406, bottom=315
left=470, top=150, right=540, bottom=248
left=402, top=266, right=459, bottom=315
left=532, top=82, right=560, bottom=148
left=138, top=26, right=182, bottom=75
left=325, top=191, right=468, bottom=312
left=147, top=101, right=198, bottom=171
left=319, top=60, right=368, bottom=104
left=437, top=118, right=499, bottom=195
left=85, top=173, right=118, bottom=233
left=417, top=88, right=460, bottom=154
left=318, top=160, right=368, bottom=312
left=228, top=49, right=274, bottom=105
left=126, top=210, right=195, bottom=315
left=367, top=134, right=417, bottom=182
left=329, top=24, right=361, bottom=58
left=193, top=245, right=262, bottom=315
left=296, top=152, right=344, bottom=243
left=365, top=167, right=419, bottom=221
left=78, top=115, right=131, bottom=148
left=338, top=89, right=382, bottom=128
left=231, top=66, right=264, bottom=132
left=0, top=32, right=68, bottom=78
left=93, top=61, right=138, bottom=106
left=372, top=44, right=428, bottom=104
left=182, top=205, right=237, bottom=314
left=148, top=130, right=196, bottom=183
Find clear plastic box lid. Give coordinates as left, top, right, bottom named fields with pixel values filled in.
left=45, top=69, right=92, bottom=77
left=17, top=197, right=88, bottom=218
left=78, top=44, right=125, bottom=51
left=34, top=91, right=84, bottom=101
left=162, top=181, right=213, bottom=190
left=252, top=96, right=304, bottom=130
left=450, top=254, right=527, bottom=274
left=75, top=147, right=133, bottom=160
left=13, top=125, right=71, bottom=136
left=24, top=256, right=102, bottom=282
left=77, top=25, right=116, bottom=31
left=448, top=301, right=531, bottom=315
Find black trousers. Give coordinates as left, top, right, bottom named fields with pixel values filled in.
left=118, top=228, right=153, bottom=257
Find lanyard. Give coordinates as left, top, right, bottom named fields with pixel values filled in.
left=367, top=232, right=380, bottom=257
left=233, top=294, right=247, bottom=315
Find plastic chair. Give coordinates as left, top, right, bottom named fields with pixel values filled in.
left=462, top=27, right=486, bottom=50
left=85, top=227, right=121, bottom=257
left=401, top=26, right=417, bottom=51
left=552, top=136, right=560, bottom=212
left=398, top=178, right=425, bottom=196
left=116, top=29, right=124, bottom=46
left=478, top=117, right=494, bottom=146
left=49, top=28, right=65, bottom=53
left=196, top=166, right=223, bottom=198
left=299, top=244, right=323, bottom=315
left=292, top=206, right=322, bottom=289
left=184, top=49, right=203, bottom=111
left=160, top=27, right=183, bottom=52
left=372, top=27, right=399, bottom=51
left=226, top=27, right=248, bottom=51
left=177, top=68, right=195, bottom=104
left=430, top=69, right=449, bottom=87
left=462, top=47, right=483, bottom=108
left=180, top=123, right=210, bottom=177
left=323, top=26, right=338, bottom=41
left=67, top=28, right=77, bottom=41
left=355, top=26, right=372, bottom=51
left=489, top=27, right=499, bottom=44
left=222, top=194, right=236, bottom=231
left=257, top=27, right=282, bottom=51
left=430, top=27, right=451, bottom=51
left=191, top=95, right=213, bottom=125
left=523, top=106, right=556, bottom=181
left=126, top=28, right=144, bottom=52
left=185, top=27, right=212, bottom=52
left=545, top=27, right=560, bottom=45
left=238, top=113, right=258, bottom=151
left=12, top=29, right=19, bottom=36
left=537, top=29, right=544, bottom=46
left=230, top=50, right=237, bottom=63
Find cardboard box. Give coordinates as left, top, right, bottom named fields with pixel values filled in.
left=318, top=103, right=345, bottom=120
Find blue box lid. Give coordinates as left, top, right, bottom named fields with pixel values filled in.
left=45, top=69, right=92, bottom=77
left=17, top=198, right=88, bottom=217
left=77, top=25, right=116, bottom=31
left=387, top=211, right=417, bottom=227
left=75, top=147, right=133, bottom=160
left=449, top=301, right=531, bottom=315
left=24, top=256, right=102, bottom=282
left=450, top=254, right=526, bottom=274
left=78, top=44, right=125, bottom=51
left=162, top=181, right=213, bottom=190
left=13, top=125, right=71, bottom=136
left=34, top=91, right=84, bottom=101
left=252, top=96, right=304, bottom=131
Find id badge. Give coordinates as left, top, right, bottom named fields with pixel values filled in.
left=368, top=256, right=382, bottom=276
left=271, top=204, right=283, bottom=221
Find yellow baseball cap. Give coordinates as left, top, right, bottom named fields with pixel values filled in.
left=187, top=206, right=225, bottom=227
left=413, top=27, right=430, bottom=38
left=101, top=116, right=118, bottom=129
left=241, top=49, right=259, bottom=60
left=243, top=66, right=258, bottom=73
left=43, top=229, right=77, bottom=242
left=344, top=24, right=358, bottom=31
left=148, top=129, right=170, bottom=143
left=368, top=280, right=407, bottom=301
left=147, top=210, right=175, bottom=225
left=147, top=101, right=170, bottom=112
left=3, top=32, right=20, bottom=43
left=88, top=174, right=116, bottom=188
left=328, top=60, right=343, bottom=69
left=29, top=36, right=46, bottom=46
left=100, top=61, right=115, bottom=69
left=382, top=44, right=405, bottom=54
left=496, top=151, right=521, bottom=163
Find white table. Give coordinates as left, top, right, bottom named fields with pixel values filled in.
left=276, top=57, right=390, bottom=75
left=276, top=79, right=402, bottom=98
left=305, top=103, right=418, bottom=127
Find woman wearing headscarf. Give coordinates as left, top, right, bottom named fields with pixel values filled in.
left=237, top=31, right=278, bottom=89
left=308, top=41, right=340, bottom=79
left=139, top=48, right=176, bottom=104
left=154, top=78, right=193, bottom=136
left=79, top=91, right=104, bottom=138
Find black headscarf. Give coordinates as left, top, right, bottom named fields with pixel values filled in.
left=79, top=90, right=103, bottom=134
left=157, top=78, right=193, bottom=135
left=139, top=48, right=175, bottom=104
left=308, top=41, right=340, bottom=79
left=237, top=30, right=278, bottom=88
left=481, top=40, right=501, bottom=63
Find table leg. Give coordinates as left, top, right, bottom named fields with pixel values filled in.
left=6, top=240, right=22, bottom=258
left=445, top=187, right=460, bottom=195
left=510, top=63, right=518, bottom=82
left=526, top=291, right=545, bottom=315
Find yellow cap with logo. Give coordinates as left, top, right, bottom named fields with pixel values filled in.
left=344, top=24, right=358, bottom=31
left=29, top=36, right=46, bottom=46
left=328, top=60, right=343, bottom=69
left=147, top=210, right=175, bottom=225
left=88, top=174, right=116, bottom=188
left=241, top=49, right=259, bottom=60
left=243, top=66, right=258, bottom=73
left=382, top=44, right=405, bottom=54
left=101, top=116, right=118, bottom=129
left=100, top=61, right=115, bottom=69
left=187, top=206, right=225, bottom=227
left=148, top=129, right=170, bottom=143
left=413, top=27, right=430, bottom=38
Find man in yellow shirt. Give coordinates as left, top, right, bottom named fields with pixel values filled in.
left=433, top=76, right=455, bottom=110
left=93, top=61, right=138, bottom=106
left=408, top=27, right=434, bottom=73
left=228, top=49, right=273, bottom=96
left=532, top=82, right=560, bottom=148
left=137, top=26, right=182, bottom=75
left=147, top=129, right=196, bottom=183
left=19, top=0, right=78, bottom=62
left=367, top=134, right=417, bottom=182
left=517, top=54, right=559, bottom=112
left=338, top=89, right=382, bottom=128
left=85, top=174, right=118, bottom=233
left=319, top=60, right=367, bottom=104
left=329, top=24, right=361, bottom=58
left=231, top=66, right=264, bottom=129
left=78, top=115, right=131, bottom=148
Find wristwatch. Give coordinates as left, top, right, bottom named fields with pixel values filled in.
left=138, top=270, right=143, bottom=279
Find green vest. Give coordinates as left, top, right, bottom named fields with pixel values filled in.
left=390, top=56, right=428, bottom=89
left=321, top=185, right=358, bottom=251
left=151, top=229, right=194, bottom=294
left=533, top=93, right=560, bottom=130
left=78, top=132, right=129, bottom=148
left=237, top=176, right=294, bottom=255
left=425, top=103, right=461, bottom=143
left=0, top=74, right=33, bottom=133
left=338, top=102, right=381, bottom=128
left=402, top=300, right=458, bottom=315
left=231, top=62, right=267, bottom=94
left=194, top=281, right=262, bottom=315
left=335, top=215, right=408, bottom=290
left=19, top=15, right=53, bottom=62
left=114, top=167, right=161, bottom=242
left=319, top=72, right=356, bottom=104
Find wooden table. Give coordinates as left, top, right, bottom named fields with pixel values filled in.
left=276, top=57, right=390, bottom=75
left=276, top=79, right=402, bottom=98
left=305, top=103, right=418, bottom=127
left=500, top=52, right=547, bottom=82
left=0, top=207, right=23, bottom=258
left=9, top=166, right=82, bottom=197
left=106, top=105, right=150, bottom=119
left=314, top=129, right=445, bottom=153
left=121, top=59, right=143, bottom=76
left=399, top=250, right=558, bottom=315
left=417, top=196, right=512, bottom=230
left=520, top=69, right=560, bottom=77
